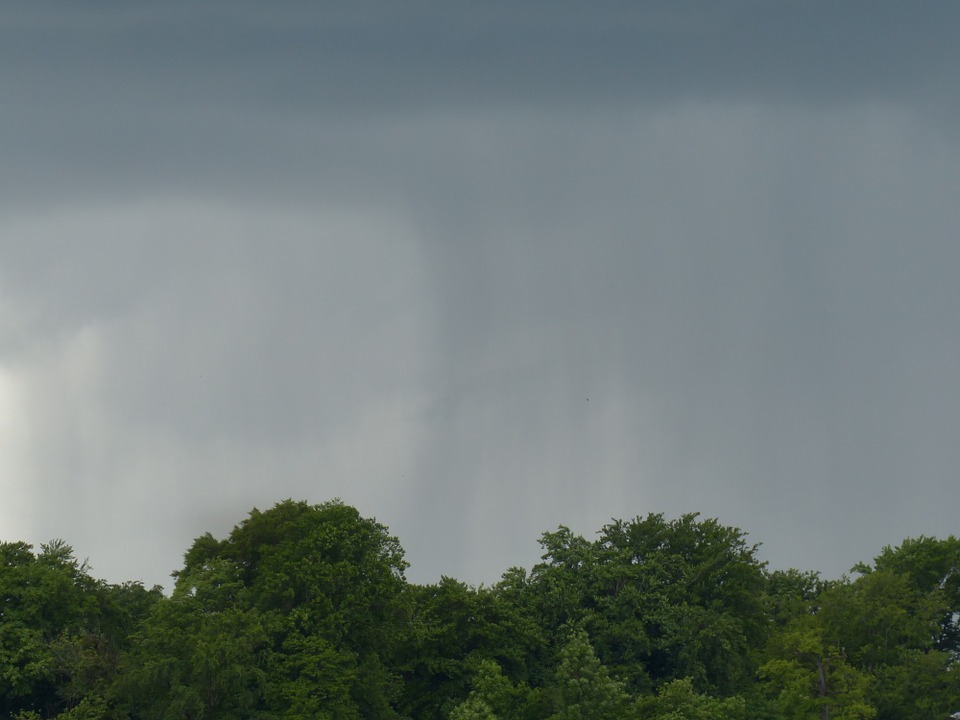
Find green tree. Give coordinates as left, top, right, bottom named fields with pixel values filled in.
left=0, top=540, right=139, bottom=719
left=521, top=513, right=768, bottom=695
left=547, top=629, right=631, bottom=720
left=637, top=677, right=746, bottom=720
left=399, top=578, right=543, bottom=720
left=448, top=659, right=539, bottom=720
left=115, top=557, right=268, bottom=720
left=758, top=615, right=876, bottom=720
left=450, top=698, right=498, bottom=720
left=117, top=500, right=409, bottom=720
left=763, top=569, right=832, bottom=628
left=821, top=567, right=958, bottom=720
left=757, top=557, right=960, bottom=720
left=859, top=535, right=960, bottom=656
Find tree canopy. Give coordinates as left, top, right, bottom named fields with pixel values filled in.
left=2, top=499, right=957, bottom=720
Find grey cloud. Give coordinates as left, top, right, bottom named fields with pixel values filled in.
left=7, top=2, right=956, bottom=107
left=2, top=4, right=960, bottom=589
left=397, top=106, right=960, bottom=580
left=5, top=3, right=958, bottom=147
left=2, top=204, right=431, bottom=443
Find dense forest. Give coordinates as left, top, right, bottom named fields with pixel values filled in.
left=1, top=500, right=957, bottom=720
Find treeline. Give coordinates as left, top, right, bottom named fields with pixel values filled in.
left=1, top=500, right=958, bottom=720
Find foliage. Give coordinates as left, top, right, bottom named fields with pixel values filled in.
left=858, top=535, right=960, bottom=656
left=2, top=501, right=958, bottom=720
left=447, top=659, right=539, bottom=720
left=757, top=616, right=876, bottom=720
left=520, top=513, right=769, bottom=695
left=546, top=629, right=631, bottom=720
left=637, top=677, right=746, bottom=720
left=115, top=499, right=408, bottom=720
left=0, top=540, right=161, bottom=719
left=397, top=578, right=542, bottom=720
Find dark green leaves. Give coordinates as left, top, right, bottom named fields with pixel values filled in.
left=115, top=499, right=408, bottom=720
left=3, top=502, right=958, bottom=720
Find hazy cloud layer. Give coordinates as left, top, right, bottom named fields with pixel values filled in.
left=2, top=3, right=959, bottom=588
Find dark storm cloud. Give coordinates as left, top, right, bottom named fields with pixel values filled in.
left=2, top=3, right=960, bottom=588
left=3, top=1, right=959, bottom=205
left=6, top=1, right=956, bottom=107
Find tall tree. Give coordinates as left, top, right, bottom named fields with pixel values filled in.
left=859, top=535, right=960, bottom=656
left=116, top=500, right=409, bottom=720
left=522, top=513, right=768, bottom=695
left=0, top=540, right=157, bottom=719
left=397, top=578, right=542, bottom=720
left=758, top=614, right=876, bottom=720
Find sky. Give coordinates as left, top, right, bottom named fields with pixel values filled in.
left=2, top=2, right=960, bottom=591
